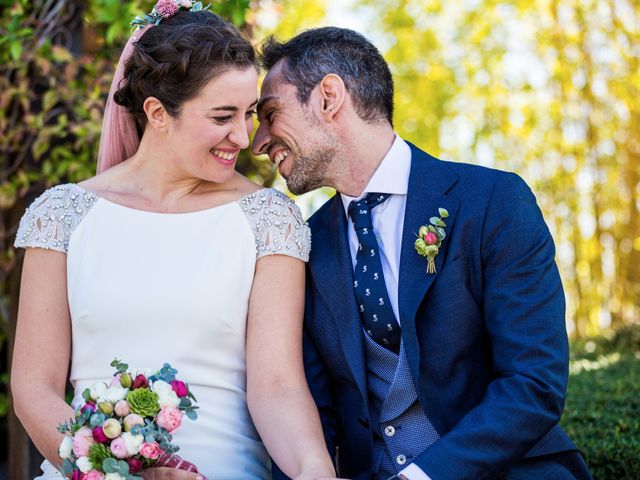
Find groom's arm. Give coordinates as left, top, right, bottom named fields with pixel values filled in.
left=272, top=281, right=338, bottom=480
left=409, top=172, right=569, bottom=480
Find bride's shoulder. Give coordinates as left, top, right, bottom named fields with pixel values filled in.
left=14, top=183, right=99, bottom=253
left=238, top=187, right=302, bottom=219
left=237, top=187, right=311, bottom=262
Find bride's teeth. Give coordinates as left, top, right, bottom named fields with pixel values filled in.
left=212, top=150, right=235, bottom=160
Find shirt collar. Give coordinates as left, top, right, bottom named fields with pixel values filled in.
left=340, top=134, right=411, bottom=216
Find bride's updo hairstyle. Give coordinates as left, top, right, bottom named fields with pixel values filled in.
left=114, top=11, right=257, bottom=132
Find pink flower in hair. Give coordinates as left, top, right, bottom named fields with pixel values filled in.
left=155, top=0, right=180, bottom=18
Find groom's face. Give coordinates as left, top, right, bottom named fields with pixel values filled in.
left=253, top=60, right=336, bottom=195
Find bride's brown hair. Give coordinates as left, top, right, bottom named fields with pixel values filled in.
left=114, top=10, right=257, bottom=133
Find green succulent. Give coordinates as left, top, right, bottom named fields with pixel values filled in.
left=88, top=443, right=113, bottom=470
left=127, top=388, right=160, bottom=417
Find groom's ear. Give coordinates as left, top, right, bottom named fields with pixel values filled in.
left=143, top=96, right=170, bottom=132
left=318, top=74, right=346, bottom=121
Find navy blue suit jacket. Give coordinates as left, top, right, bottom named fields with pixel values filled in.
left=275, top=144, right=577, bottom=480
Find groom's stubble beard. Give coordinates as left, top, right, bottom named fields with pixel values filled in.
left=285, top=114, right=338, bottom=195
left=286, top=147, right=336, bottom=195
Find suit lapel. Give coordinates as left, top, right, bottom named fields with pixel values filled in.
left=399, top=143, right=460, bottom=383
left=310, top=197, right=367, bottom=399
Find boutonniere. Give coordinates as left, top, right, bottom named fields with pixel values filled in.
left=415, top=208, right=449, bottom=274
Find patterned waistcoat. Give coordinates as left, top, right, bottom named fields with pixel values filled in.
left=364, top=332, right=440, bottom=479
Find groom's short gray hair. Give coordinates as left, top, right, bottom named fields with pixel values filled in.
left=260, top=27, right=394, bottom=126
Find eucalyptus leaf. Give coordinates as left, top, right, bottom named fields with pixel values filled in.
left=436, top=227, right=446, bottom=240
left=103, top=458, right=118, bottom=473
left=131, top=424, right=143, bottom=435
left=90, top=413, right=106, bottom=427
left=186, top=409, right=198, bottom=420
left=62, top=458, right=74, bottom=474
left=187, top=390, right=198, bottom=402
left=116, top=460, right=131, bottom=476
left=439, top=208, right=449, bottom=218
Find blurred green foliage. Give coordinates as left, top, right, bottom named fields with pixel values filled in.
left=562, top=327, right=640, bottom=478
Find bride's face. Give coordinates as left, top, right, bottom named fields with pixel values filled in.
left=166, top=66, right=258, bottom=183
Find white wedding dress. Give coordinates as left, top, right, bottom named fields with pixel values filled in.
left=15, top=184, right=311, bottom=480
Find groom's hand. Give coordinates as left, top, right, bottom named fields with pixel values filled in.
left=141, top=468, right=205, bottom=480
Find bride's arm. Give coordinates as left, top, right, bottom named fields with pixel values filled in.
left=246, top=255, right=336, bottom=479
left=11, top=248, right=75, bottom=466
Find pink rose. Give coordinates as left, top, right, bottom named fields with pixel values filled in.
left=424, top=232, right=438, bottom=245
left=72, top=427, right=95, bottom=457
left=92, top=426, right=109, bottom=444
left=156, top=406, right=183, bottom=433
left=127, top=457, right=143, bottom=473
left=133, top=374, right=149, bottom=389
left=139, top=441, right=163, bottom=460
left=170, top=380, right=188, bottom=398
left=110, top=436, right=129, bottom=459
left=114, top=400, right=130, bottom=417
left=84, top=471, right=105, bottom=480
left=72, top=470, right=84, bottom=480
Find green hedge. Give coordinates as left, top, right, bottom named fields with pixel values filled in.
left=562, top=327, right=640, bottom=479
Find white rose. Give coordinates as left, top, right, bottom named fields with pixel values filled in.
left=76, top=456, right=93, bottom=473
left=58, top=436, right=73, bottom=459
left=105, top=474, right=126, bottom=480
left=98, top=386, right=128, bottom=404
left=152, top=380, right=180, bottom=408
left=89, top=381, right=108, bottom=401
left=121, top=432, right=144, bottom=456
left=152, top=380, right=171, bottom=394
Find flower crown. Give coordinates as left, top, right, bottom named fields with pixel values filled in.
left=131, top=0, right=211, bottom=30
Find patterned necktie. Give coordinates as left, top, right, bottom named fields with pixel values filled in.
left=348, top=193, right=401, bottom=353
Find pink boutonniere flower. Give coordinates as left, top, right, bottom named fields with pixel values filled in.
left=415, top=208, right=449, bottom=274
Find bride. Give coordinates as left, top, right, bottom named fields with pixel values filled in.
left=11, top=3, right=336, bottom=479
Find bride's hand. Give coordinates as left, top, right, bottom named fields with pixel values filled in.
left=141, top=468, right=205, bottom=480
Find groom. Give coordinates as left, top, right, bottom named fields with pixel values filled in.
left=253, top=27, right=591, bottom=480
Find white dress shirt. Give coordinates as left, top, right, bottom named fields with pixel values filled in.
left=340, top=135, right=432, bottom=480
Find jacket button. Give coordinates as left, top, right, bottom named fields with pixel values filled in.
left=384, top=425, right=396, bottom=437
left=396, top=454, right=406, bottom=465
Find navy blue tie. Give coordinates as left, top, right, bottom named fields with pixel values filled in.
left=348, top=193, right=401, bottom=353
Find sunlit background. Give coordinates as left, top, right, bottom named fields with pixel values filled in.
left=257, top=0, right=640, bottom=340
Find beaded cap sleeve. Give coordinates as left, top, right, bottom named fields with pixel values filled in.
left=14, top=184, right=98, bottom=253
left=238, top=188, right=311, bottom=262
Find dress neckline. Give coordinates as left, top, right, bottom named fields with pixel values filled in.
left=72, top=183, right=268, bottom=216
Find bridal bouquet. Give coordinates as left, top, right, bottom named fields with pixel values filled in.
left=57, top=359, right=200, bottom=479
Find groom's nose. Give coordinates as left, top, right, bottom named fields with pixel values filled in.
left=252, top=121, right=271, bottom=156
